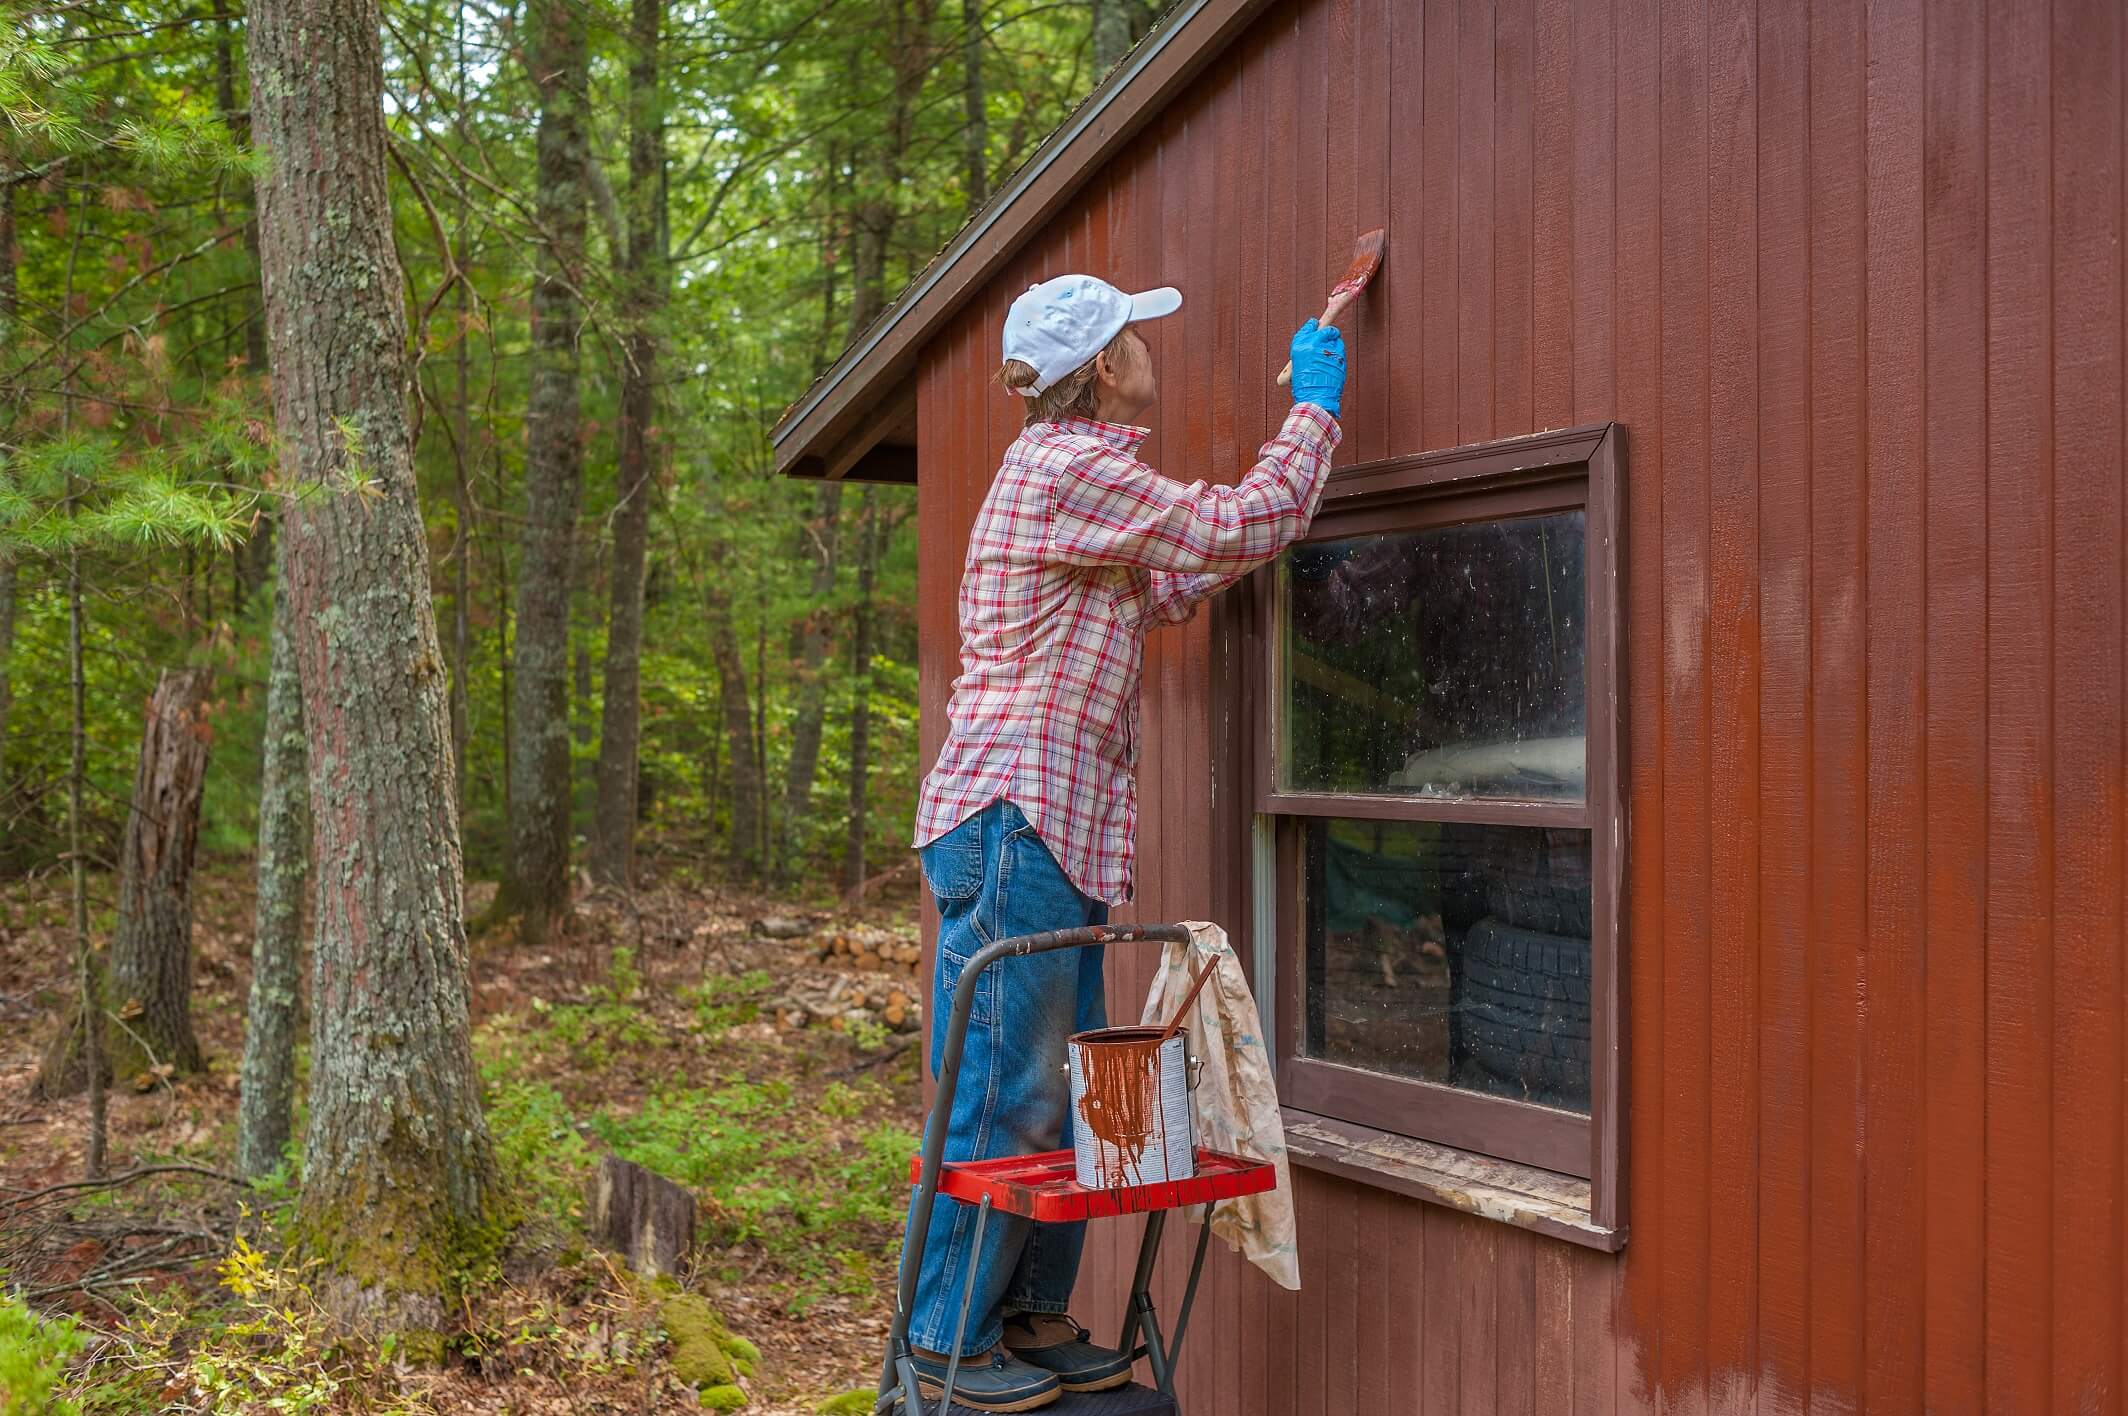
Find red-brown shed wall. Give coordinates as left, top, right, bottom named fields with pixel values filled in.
left=913, top=0, right=2127, bottom=1408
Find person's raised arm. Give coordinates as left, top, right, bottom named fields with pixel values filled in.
left=1048, top=321, right=1349, bottom=577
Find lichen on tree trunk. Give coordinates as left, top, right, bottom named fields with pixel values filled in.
left=37, top=666, right=212, bottom=1096
left=247, top=0, right=503, bottom=1331
left=237, top=556, right=309, bottom=1178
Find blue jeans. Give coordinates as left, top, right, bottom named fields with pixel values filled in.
left=904, top=799, right=1108, bottom=1356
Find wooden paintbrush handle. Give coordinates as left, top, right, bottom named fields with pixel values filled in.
left=1274, top=291, right=1356, bottom=388
left=1155, top=955, right=1220, bottom=1045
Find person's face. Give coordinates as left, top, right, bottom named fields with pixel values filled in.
left=1093, top=328, right=1156, bottom=423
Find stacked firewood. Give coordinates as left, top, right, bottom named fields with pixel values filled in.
left=763, top=973, right=922, bottom=1034
left=813, top=923, right=923, bottom=976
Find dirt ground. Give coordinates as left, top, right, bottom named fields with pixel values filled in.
left=0, top=860, right=929, bottom=1414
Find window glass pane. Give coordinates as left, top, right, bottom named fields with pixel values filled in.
left=1280, top=509, right=1587, bottom=799
left=1301, top=817, right=1592, bottom=1114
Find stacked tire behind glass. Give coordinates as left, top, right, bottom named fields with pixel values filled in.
left=1452, top=828, right=1593, bottom=1111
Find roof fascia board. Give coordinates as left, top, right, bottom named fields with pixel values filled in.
left=771, top=0, right=1271, bottom=474
left=821, top=375, right=921, bottom=480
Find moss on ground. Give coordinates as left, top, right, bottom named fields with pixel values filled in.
left=816, top=1390, right=875, bottom=1414
left=700, top=1384, right=748, bottom=1411
left=662, top=1293, right=761, bottom=1396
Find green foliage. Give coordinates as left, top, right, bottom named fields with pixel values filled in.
left=479, top=986, right=920, bottom=1314
left=590, top=1079, right=916, bottom=1311
left=816, top=1392, right=877, bottom=1415
left=842, top=1013, right=893, bottom=1053
left=0, top=0, right=1128, bottom=890
left=700, top=1385, right=748, bottom=1411
left=0, top=436, right=251, bottom=557
left=483, top=1075, right=599, bottom=1218
left=178, top=1238, right=343, bottom=1415
left=0, top=1295, right=83, bottom=1416
left=685, top=969, right=773, bottom=1034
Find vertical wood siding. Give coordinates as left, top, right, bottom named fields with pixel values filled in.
left=912, top=0, right=2126, bottom=1406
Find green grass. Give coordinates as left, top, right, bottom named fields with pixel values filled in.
left=475, top=1001, right=917, bottom=1315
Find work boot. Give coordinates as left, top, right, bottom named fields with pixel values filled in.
left=1001, top=1313, right=1134, bottom=1393
left=908, top=1344, right=1061, bottom=1412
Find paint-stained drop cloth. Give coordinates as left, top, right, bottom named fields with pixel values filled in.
left=1139, top=923, right=1299, bottom=1290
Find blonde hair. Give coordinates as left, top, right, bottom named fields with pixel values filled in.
left=997, top=328, right=1145, bottom=425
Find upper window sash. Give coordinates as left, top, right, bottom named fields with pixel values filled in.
left=1256, top=424, right=1622, bottom=824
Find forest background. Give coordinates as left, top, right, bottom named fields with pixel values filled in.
left=0, top=0, right=1164, bottom=1408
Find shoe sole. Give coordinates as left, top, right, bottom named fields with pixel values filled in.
left=913, top=1377, right=1061, bottom=1412
left=1059, top=1368, right=1133, bottom=1393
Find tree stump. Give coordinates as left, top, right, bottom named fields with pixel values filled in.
left=587, top=1154, right=697, bottom=1279
left=36, top=666, right=212, bottom=1098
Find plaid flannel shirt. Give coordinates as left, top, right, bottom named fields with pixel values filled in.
left=914, top=403, right=1342, bottom=904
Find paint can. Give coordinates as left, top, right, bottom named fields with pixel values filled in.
left=1066, top=1025, right=1197, bottom=1188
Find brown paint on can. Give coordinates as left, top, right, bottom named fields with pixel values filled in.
left=1072, top=1026, right=1165, bottom=1188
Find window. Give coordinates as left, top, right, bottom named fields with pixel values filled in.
left=1253, top=425, right=1624, bottom=1222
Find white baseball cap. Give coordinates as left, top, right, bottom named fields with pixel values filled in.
left=1002, top=274, right=1183, bottom=396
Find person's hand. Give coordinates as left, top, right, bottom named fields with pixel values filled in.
left=1288, top=319, right=1347, bottom=419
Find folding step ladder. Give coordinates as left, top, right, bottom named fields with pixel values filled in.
left=878, top=924, right=1277, bottom=1416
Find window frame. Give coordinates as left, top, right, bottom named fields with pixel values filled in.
left=1249, top=423, right=1626, bottom=1227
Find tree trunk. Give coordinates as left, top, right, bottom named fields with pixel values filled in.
left=843, top=488, right=883, bottom=894
left=1092, top=0, right=1140, bottom=70
left=37, top=668, right=213, bottom=1095
left=0, top=176, right=16, bottom=794
left=753, top=611, right=769, bottom=867
left=573, top=632, right=593, bottom=744
left=214, top=14, right=270, bottom=380
left=237, top=557, right=308, bottom=1179
left=706, top=559, right=761, bottom=872
left=497, top=507, right=512, bottom=819
left=960, top=0, right=986, bottom=209
left=0, top=551, right=13, bottom=794
left=448, top=0, right=473, bottom=809
left=64, top=541, right=105, bottom=1169
left=499, top=0, right=590, bottom=941
left=841, top=0, right=924, bottom=339
left=773, top=4, right=924, bottom=878
left=52, top=190, right=106, bottom=1173
left=776, top=482, right=841, bottom=879
left=592, top=0, right=666, bottom=889
left=106, top=668, right=212, bottom=1080
left=217, top=11, right=275, bottom=613
left=248, top=0, right=502, bottom=1330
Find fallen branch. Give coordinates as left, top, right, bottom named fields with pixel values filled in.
left=831, top=1034, right=917, bottom=1078
left=19, top=1230, right=219, bottom=1300
left=843, top=855, right=918, bottom=908
left=2, top=1162, right=248, bottom=1212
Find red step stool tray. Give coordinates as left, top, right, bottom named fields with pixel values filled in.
left=909, top=1147, right=1276, bottom=1222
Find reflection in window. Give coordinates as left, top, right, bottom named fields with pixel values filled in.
left=1302, top=818, right=1592, bottom=1113
left=1280, top=510, right=1587, bottom=799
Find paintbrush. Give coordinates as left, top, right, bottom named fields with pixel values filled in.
left=1275, top=227, right=1386, bottom=387
left=1155, top=956, right=1220, bottom=1046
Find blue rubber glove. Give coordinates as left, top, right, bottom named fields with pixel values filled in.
left=1288, top=318, right=1347, bottom=420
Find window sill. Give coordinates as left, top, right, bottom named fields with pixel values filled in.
left=1280, top=1108, right=1626, bottom=1253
